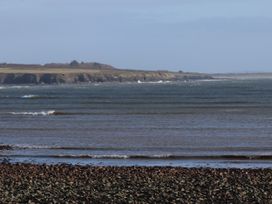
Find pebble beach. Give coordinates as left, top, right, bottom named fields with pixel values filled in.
left=0, top=163, right=271, bottom=203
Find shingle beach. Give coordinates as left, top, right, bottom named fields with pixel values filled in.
left=0, top=163, right=271, bottom=203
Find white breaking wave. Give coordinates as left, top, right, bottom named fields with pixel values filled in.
left=11, top=85, right=31, bottom=88
left=92, top=155, right=130, bottom=159
left=147, top=80, right=171, bottom=84
left=10, top=110, right=56, bottom=116
left=50, top=154, right=130, bottom=159
left=48, top=154, right=175, bottom=159
left=21, top=95, right=39, bottom=99
left=137, top=80, right=171, bottom=84
left=12, top=144, right=52, bottom=149
left=0, top=85, right=31, bottom=90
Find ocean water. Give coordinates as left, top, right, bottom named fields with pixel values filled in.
left=0, top=79, right=272, bottom=168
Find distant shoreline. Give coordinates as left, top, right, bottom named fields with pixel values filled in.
left=0, top=62, right=212, bottom=84
left=212, top=72, right=272, bottom=79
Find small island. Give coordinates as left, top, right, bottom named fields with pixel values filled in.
left=0, top=61, right=212, bottom=84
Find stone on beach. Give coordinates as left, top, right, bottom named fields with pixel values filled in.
left=0, top=163, right=271, bottom=203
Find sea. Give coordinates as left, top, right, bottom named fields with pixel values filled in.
left=0, top=79, right=272, bottom=168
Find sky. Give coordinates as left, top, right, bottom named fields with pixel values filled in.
left=0, top=0, right=272, bottom=73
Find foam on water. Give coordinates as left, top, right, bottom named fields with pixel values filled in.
left=12, top=144, right=52, bottom=149
left=0, top=85, right=31, bottom=90
left=21, top=95, right=40, bottom=99
left=137, top=80, right=171, bottom=84
left=10, top=110, right=56, bottom=116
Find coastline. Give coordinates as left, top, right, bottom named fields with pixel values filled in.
left=0, top=63, right=212, bottom=84
left=0, top=163, right=271, bottom=203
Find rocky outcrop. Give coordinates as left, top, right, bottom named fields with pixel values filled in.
left=0, top=71, right=212, bottom=84
left=0, top=62, right=212, bottom=84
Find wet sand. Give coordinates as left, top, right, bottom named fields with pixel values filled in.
left=0, top=163, right=271, bottom=203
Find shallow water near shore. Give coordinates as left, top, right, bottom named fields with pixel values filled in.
left=1, top=79, right=272, bottom=168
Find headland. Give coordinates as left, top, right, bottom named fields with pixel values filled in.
left=0, top=61, right=212, bottom=84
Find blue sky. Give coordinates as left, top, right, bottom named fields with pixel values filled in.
left=0, top=0, right=272, bottom=73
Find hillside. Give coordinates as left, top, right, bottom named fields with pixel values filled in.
left=0, top=62, right=212, bottom=84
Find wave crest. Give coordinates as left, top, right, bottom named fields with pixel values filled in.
left=10, top=110, right=57, bottom=116
left=0, top=86, right=31, bottom=90
left=20, top=95, right=40, bottom=99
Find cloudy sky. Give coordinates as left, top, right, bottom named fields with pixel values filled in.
left=0, top=0, right=272, bottom=73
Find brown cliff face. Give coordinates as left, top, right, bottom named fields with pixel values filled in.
left=0, top=63, right=212, bottom=84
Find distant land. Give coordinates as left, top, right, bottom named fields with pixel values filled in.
left=212, top=73, right=272, bottom=79
left=0, top=61, right=212, bottom=84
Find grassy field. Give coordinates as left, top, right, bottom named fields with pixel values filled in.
left=0, top=67, right=103, bottom=74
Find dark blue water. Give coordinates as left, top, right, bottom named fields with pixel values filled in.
left=0, top=79, right=272, bottom=168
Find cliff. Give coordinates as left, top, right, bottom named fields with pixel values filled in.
left=0, top=62, right=212, bottom=84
